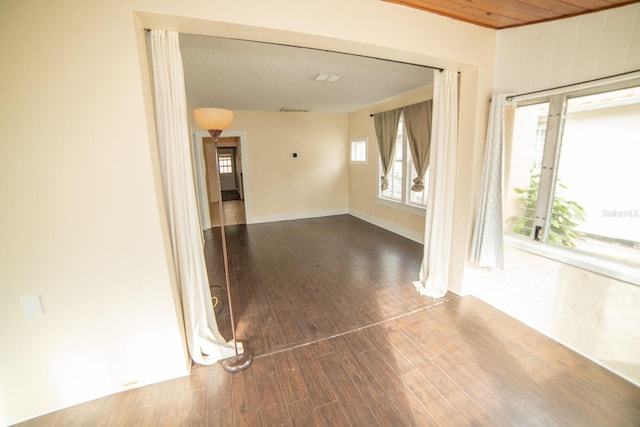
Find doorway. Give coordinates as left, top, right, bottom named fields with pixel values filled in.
left=218, top=147, right=240, bottom=200
left=203, top=136, right=246, bottom=227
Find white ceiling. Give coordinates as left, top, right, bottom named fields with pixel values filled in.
left=179, top=34, right=435, bottom=114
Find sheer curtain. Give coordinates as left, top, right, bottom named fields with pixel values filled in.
left=373, top=108, right=402, bottom=191
left=149, top=30, right=236, bottom=365
left=470, top=94, right=515, bottom=268
left=412, top=70, right=458, bottom=298
left=403, top=101, right=433, bottom=191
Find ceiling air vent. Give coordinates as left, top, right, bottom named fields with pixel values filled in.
left=279, top=108, right=311, bottom=113
left=314, top=73, right=341, bottom=82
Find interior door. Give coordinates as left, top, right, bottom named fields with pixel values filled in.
left=203, top=137, right=219, bottom=202
left=218, top=148, right=236, bottom=191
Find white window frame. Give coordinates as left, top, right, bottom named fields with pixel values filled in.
left=378, top=113, right=427, bottom=215
left=506, top=77, right=640, bottom=286
left=218, top=155, right=232, bottom=174
left=350, top=138, right=368, bottom=164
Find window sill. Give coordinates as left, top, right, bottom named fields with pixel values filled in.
left=376, top=197, right=426, bottom=216
left=504, top=234, right=640, bottom=287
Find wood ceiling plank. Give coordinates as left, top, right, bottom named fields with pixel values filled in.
left=521, top=0, right=587, bottom=15
left=384, top=0, right=640, bottom=29
left=561, top=0, right=616, bottom=8
left=386, top=0, right=522, bottom=28
left=499, top=0, right=570, bottom=18
left=445, top=0, right=550, bottom=21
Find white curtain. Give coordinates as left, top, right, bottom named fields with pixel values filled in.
left=470, top=94, right=515, bottom=268
left=412, top=70, right=458, bottom=298
left=149, top=30, right=236, bottom=365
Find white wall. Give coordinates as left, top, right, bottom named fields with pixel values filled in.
left=465, top=3, right=640, bottom=386
left=0, top=0, right=496, bottom=424
left=493, top=3, right=640, bottom=93
left=466, top=245, right=640, bottom=386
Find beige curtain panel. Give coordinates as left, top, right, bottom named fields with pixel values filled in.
left=403, top=100, right=433, bottom=192
left=373, top=108, right=402, bottom=191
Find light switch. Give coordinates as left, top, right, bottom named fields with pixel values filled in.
left=21, top=295, right=44, bottom=318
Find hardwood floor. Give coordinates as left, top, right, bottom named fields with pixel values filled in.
left=18, top=215, right=640, bottom=426
left=210, top=200, right=246, bottom=227
left=204, top=214, right=449, bottom=357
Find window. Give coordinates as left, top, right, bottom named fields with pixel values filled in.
left=379, top=114, right=428, bottom=209
left=408, top=153, right=428, bottom=206
left=505, top=80, right=640, bottom=268
left=351, top=138, right=367, bottom=163
left=218, top=155, right=232, bottom=174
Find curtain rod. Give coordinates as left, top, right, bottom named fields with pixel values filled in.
left=148, top=28, right=445, bottom=73
left=506, top=69, right=640, bottom=100
left=370, top=108, right=404, bottom=117
left=369, top=99, right=432, bottom=117
left=262, top=41, right=445, bottom=73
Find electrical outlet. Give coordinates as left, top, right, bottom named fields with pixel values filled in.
left=20, top=295, right=44, bottom=318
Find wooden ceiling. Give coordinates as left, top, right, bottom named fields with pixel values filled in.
left=383, top=0, right=639, bottom=29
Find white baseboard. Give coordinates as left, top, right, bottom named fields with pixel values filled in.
left=248, top=208, right=350, bottom=224
left=246, top=207, right=424, bottom=245
left=349, top=208, right=424, bottom=243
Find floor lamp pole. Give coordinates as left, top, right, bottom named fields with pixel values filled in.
left=209, top=129, right=252, bottom=372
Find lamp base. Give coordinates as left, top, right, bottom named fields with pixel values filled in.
left=222, top=352, right=253, bottom=372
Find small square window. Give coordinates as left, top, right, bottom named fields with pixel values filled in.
left=351, top=138, right=367, bottom=163
left=218, top=156, right=232, bottom=174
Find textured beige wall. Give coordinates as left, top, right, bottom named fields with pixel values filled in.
left=228, top=111, right=349, bottom=222
left=0, top=1, right=189, bottom=425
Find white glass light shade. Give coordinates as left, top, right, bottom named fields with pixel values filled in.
left=194, top=108, right=234, bottom=131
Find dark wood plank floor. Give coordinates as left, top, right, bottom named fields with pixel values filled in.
left=205, top=214, right=452, bottom=357
left=18, top=215, right=640, bottom=426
